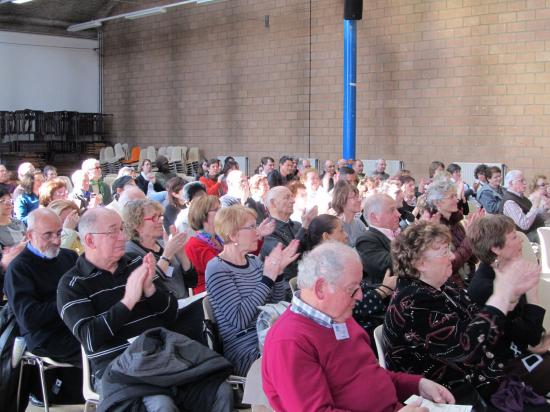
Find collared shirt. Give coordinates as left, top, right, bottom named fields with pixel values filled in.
left=290, top=291, right=333, bottom=329
left=369, top=225, right=398, bottom=241
left=26, top=242, right=52, bottom=260
left=503, top=189, right=541, bottom=230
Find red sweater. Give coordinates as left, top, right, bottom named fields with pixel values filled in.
left=199, top=176, right=222, bottom=196
left=185, top=236, right=219, bottom=294
left=262, top=310, right=421, bottom=412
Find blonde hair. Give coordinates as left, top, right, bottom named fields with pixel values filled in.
left=39, top=178, right=67, bottom=207
left=47, top=199, right=79, bottom=215
left=214, top=205, right=257, bottom=242
left=188, top=195, right=220, bottom=231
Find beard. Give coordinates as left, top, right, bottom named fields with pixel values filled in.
left=41, top=246, right=60, bottom=259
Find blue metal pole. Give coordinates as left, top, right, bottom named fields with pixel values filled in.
left=343, top=19, right=357, bottom=160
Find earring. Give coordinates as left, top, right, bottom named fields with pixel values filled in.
left=234, top=242, right=239, bottom=246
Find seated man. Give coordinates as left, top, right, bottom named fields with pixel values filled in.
left=355, top=194, right=400, bottom=284
left=501, top=170, right=547, bottom=242
left=262, top=242, right=454, bottom=412
left=371, top=158, right=390, bottom=180
left=4, top=208, right=81, bottom=364
left=260, top=186, right=316, bottom=284
left=57, top=208, right=232, bottom=411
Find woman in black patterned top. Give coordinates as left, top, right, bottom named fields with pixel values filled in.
left=384, top=221, right=540, bottom=402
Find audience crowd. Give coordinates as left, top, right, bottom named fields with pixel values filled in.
left=1, top=153, right=550, bottom=412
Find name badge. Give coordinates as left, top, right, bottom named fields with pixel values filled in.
left=332, top=323, right=350, bottom=340
left=165, top=266, right=174, bottom=278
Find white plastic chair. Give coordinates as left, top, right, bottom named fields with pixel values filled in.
left=373, top=325, right=387, bottom=369
left=537, top=227, right=550, bottom=274
left=81, top=346, right=100, bottom=411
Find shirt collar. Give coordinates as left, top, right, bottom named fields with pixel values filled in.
left=290, top=291, right=333, bottom=329
left=26, top=243, right=53, bottom=260
left=76, top=253, right=133, bottom=277
left=369, top=225, right=399, bottom=241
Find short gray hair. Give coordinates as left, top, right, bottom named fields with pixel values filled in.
left=27, top=208, right=59, bottom=231
left=81, top=158, right=98, bottom=172
left=79, top=208, right=119, bottom=240
left=426, top=175, right=455, bottom=206
left=297, top=242, right=361, bottom=289
left=118, top=186, right=145, bottom=207
left=363, top=193, right=392, bottom=225
left=265, top=186, right=288, bottom=211
left=504, top=170, right=522, bottom=189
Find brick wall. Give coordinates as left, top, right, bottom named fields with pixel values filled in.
left=102, top=0, right=550, bottom=179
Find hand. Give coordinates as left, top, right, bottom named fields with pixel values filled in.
left=163, top=227, right=189, bottom=260
left=529, top=333, right=550, bottom=354
left=398, top=399, right=429, bottom=412
left=381, top=269, right=397, bottom=291
left=301, top=206, right=318, bottom=229
left=89, top=194, right=102, bottom=207
left=421, top=211, right=440, bottom=223
left=1, top=242, right=26, bottom=270
left=141, top=253, right=157, bottom=298
left=257, top=218, right=276, bottom=238
left=63, top=210, right=80, bottom=230
left=121, top=260, right=147, bottom=310
left=263, top=240, right=300, bottom=280
left=418, top=378, right=455, bottom=404
left=492, top=258, right=540, bottom=311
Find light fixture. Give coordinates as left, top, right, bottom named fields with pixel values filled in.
left=67, top=21, right=102, bottom=32
left=0, top=0, right=34, bottom=4
left=124, top=7, right=166, bottom=20
left=67, top=0, right=226, bottom=32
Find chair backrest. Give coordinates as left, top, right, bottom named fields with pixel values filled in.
left=146, top=146, right=156, bottom=161
left=538, top=227, right=550, bottom=273
left=80, top=345, right=100, bottom=402
left=373, top=325, right=387, bottom=369
left=114, top=143, right=125, bottom=159
left=104, top=174, right=118, bottom=191
left=121, top=143, right=129, bottom=158
left=518, top=231, right=538, bottom=264
left=99, top=147, right=106, bottom=163
left=129, top=146, right=140, bottom=162
left=202, top=295, right=223, bottom=353
left=188, top=147, right=200, bottom=162
left=289, top=277, right=298, bottom=294
left=361, top=159, right=403, bottom=178
left=104, top=146, right=114, bottom=160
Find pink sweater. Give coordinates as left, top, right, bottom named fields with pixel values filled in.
left=262, top=310, right=421, bottom=412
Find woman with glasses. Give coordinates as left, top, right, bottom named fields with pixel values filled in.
left=38, top=178, right=69, bottom=208
left=205, top=205, right=299, bottom=376
left=384, top=221, right=543, bottom=408
left=14, top=170, right=43, bottom=226
left=426, top=175, right=483, bottom=287
left=123, top=199, right=195, bottom=299
left=331, top=180, right=367, bottom=247
left=528, top=174, right=550, bottom=206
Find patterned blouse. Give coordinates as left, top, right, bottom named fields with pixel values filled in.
left=384, top=277, right=507, bottom=395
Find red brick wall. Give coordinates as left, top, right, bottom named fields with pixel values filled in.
left=102, top=0, right=550, bottom=179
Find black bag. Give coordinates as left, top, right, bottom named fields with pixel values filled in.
left=0, top=304, right=27, bottom=412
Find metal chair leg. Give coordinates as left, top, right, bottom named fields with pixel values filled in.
left=16, top=358, right=25, bottom=412
left=37, top=359, right=50, bottom=412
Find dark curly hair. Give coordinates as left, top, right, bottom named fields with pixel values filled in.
left=391, top=221, right=451, bottom=279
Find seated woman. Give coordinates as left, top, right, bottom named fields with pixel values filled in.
left=0, top=185, right=25, bottom=248
left=124, top=199, right=196, bottom=299
left=14, top=171, right=43, bottom=225
left=385, top=221, right=542, bottom=406
left=426, top=175, right=482, bottom=287
left=163, top=176, right=187, bottom=232
left=48, top=199, right=83, bottom=254
left=205, top=205, right=299, bottom=376
left=331, top=180, right=367, bottom=247
left=468, top=215, right=550, bottom=397
left=39, top=178, right=69, bottom=208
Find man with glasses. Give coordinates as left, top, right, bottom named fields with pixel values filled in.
left=4, top=208, right=81, bottom=368
left=82, top=158, right=112, bottom=205
left=57, top=208, right=233, bottom=411
left=262, top=241, right=454, bottom=412
left=501, top=170, right=548, bottom=242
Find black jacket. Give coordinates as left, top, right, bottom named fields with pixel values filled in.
left=468, top=262, right=546, bottom=358
left=355, top=227, right=392, bottom=285
left=99, top=327, right=232, bottom=412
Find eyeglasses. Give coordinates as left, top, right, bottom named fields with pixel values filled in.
left=424, top=245, right=453, bottom=259
left=513, top=178, right=527, bottom=184
left=333, top=283, right=362, bottom=299
left=240, top=223, right=258, bottom=231
left=537, top=183, right=548, bottom=187
left=0, top=199, right=13, bottom=205
left=89, top=226, right=125, bottom=238
left=143, top=214, right=163, bottom=223
left=39, top=230, right=63, bottom=241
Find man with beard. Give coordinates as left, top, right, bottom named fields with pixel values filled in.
left=4, top=208, right=81, bottom=364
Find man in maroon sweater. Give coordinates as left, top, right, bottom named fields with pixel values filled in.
left=262, top=241, right=455, bottom=412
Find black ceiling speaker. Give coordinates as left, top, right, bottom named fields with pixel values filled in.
left=344, top=0, right=363, bottom=20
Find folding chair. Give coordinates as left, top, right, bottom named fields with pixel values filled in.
left=373, top=325, right=387, bottom=369
left=80, top=346, right=99, bottom=412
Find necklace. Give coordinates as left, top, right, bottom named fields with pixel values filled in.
left=195, top=230, right=224, bottom=252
